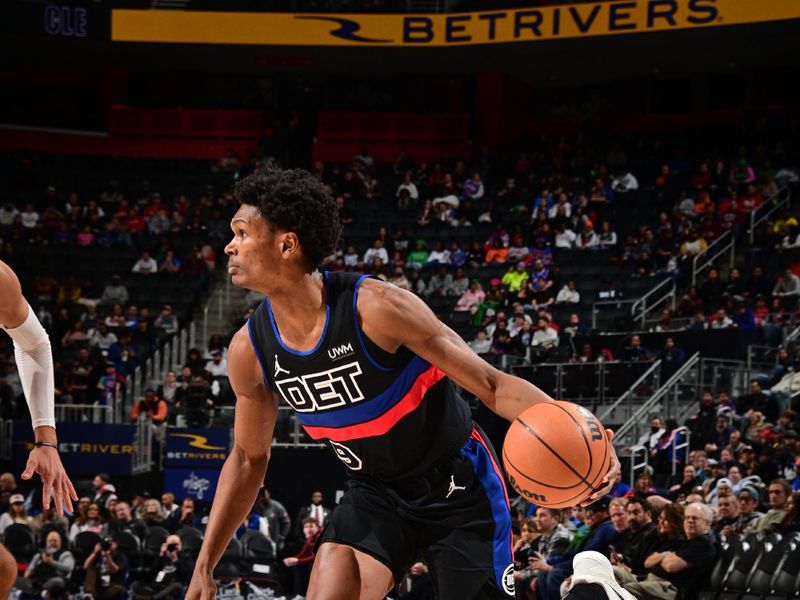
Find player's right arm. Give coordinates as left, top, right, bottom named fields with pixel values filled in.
left=186, top=325, right=277, bottom=600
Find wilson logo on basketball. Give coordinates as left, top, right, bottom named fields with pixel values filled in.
left=507, top=473, right=546, bottom=503
left=575, top=405, right=604, bottom=441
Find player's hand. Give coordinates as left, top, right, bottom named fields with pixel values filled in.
left=22, top=446, right=77, bottom=516
left=185, top=568, right=217, bottom=600
left=581, top=429, right=620, bottom=505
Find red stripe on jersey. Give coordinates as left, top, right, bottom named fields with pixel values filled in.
left=303, top=366, right=446, bottom=442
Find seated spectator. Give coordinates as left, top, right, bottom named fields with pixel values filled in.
left=88, top=322, right=118, bottom=353
left=131, top=389, right=168, bottom=426
left=140, top=498, right=167, bottom=529
left=131, top=534, right=192, bottom=600
left=502, top=262, right=530, bottom=295
left=530, top=507, right=574, bottom=580
left=534, top=496, right=617, bottom=600
left=747, top=478, right=791, bottom=533
left=617, top=502, right=717, bottom=600
left=667, top=465, right=701, bottom=500
left=205, top=349, right=228, bottom=377
left=363, top=239, right=389, bottom=265
left=0, top=493, right=32, bottom=534
left=158, top=250, right=181, bottom=274
left=426, top=266, right=455, bottom=297
left=737, top=379, right=779, bottom=425
left=598, top=221, right=618, bottom=250
left=83, top=537, right=128, bottom=600
left=132, top=251, right=158, bottom=275
left=69, top=502, right=107, bottom=541
left=154, top=305, right=179, bottom=336
left=773, top=268, right=800, bottom=307
left=507, top=239, right=531, bottom=264
left=531, top=317, right=559, bottom=351
left=469, top=329, right=492, bottom=355
left=513, top=516, right=540, bottom=596
left=612, top=498, right=659, bottom=577
left=166, top=497, right=202, bottom=533
left=732, top=486, right=764, bottom=533
left=619, top=335, right=649, bottom=362
left=284, top=517, right=321, bottom=599
left=485, top=237, right=509, bottom=264
left=451, top=267, right=469, bottom=297
left=713, top=493, right=739, bottom=537
left=556, top=281, right=580, bottom=304
left=108, top=500, right=148, bottom=541
left=15, top=530, right=74, bottom=598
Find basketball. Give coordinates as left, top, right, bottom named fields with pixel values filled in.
left=503, top=401, right=612, bottom=509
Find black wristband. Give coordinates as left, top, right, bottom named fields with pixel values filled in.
left=34, top=441, right=58, bottom=450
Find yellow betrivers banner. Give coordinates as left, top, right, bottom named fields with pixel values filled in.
left=112, top=0, right=800, bottom=47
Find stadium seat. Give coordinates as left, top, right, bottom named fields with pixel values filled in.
left=143, top=525, right=169, bottom=567
left=71, top=531, right=103, bottom=564
left=2, top=523, right=37, bottom=562
left=745, top=532, right=796, bottom=597
left=720, top=533, right=771, bottom=598
left=241, top=530, right=276, bottom=576
left=177, top=526, right=204, bottom=559
left=769, top=532, right=800, bottom=599
left=700, top=535, right=744, bottom=600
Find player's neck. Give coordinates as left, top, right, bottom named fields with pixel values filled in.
left=267, top=272, right=326, bottom=343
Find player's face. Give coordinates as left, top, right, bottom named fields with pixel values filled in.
left=225, top=204, right=278, bottom=292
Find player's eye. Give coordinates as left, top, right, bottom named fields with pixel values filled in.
left=239, top=229, right=247, bottom=238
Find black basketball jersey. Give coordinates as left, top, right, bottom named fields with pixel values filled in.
left=247, top=271, right=472, bottom=480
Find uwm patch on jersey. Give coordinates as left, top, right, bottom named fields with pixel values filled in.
left=246, top=271, right=473, bottom=479
left=275, top=360, right=365, bottom=412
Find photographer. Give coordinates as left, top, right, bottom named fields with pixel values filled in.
left=83, top=537, right=128, bottom=599
left=176, top=374, right=214, bottom=427
left=14, top=530, right=74, bottom=599
left=131, top=535, right=192, bottom=599
left=165, top=497, right=203, bottom=533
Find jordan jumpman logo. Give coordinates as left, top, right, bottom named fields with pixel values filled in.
left=274, top=355, right=290, bottom=378
left=446, top=475, right=467, bottom=498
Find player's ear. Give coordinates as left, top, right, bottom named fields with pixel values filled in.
left=280, top=232, right=300, bottom=258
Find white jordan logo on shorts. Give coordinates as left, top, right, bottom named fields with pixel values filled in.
left=274, top=355, right=290, bottom=378
left=446, top=475, right=466, bottom=498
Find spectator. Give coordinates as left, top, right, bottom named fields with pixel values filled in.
left=737, top=379, right=779, bottom=425
left=260, top=488, right=291, bottom=554
left=158, top=250, right=181, bottom=274
left=619, top=335, right=649, bottom=362
left=426, top=266, right=455, bottom=297
left=108, top=500, right=148, bottom=541
left=363, top=239, right=389, bottom=265
left=132, top=251, right=158, bottom=275
left=295, top=491, right=331, bottom=536
left=0, top=493, right=32, bottom=534
left=555, top=281, right=580, bottom=304
left=713, top=493, right=739, bottom=537
left=204, top=349, right=228, bottom=377
left=68, top=502, right=107, bottom=542
left=513, top=516, right=540, bottom=597
left=531, top=317, right=559, bottom=352
left=733, top=486, right=764, bottom=533
left=131, top=388, right=168, bottom=425
left=161, top=492, right=179, bottom=520
left=455, top=281, right=485, bottom=312
left=166, top=497, right=202, bottom=533
left=612, top=498, right=659, bottom=577
left=658, top=337, right=686, bottom=379
left=470, top=329, right=492, bottom=355
left=88, top=321, right=118, bottom=352
left=747, top=479, right=791, bottom=533
left=100, top=275, right=129, bottom=306
left=15, top=530, right=74, bottom=598
left=140, top=498, right=166, bottom=529
left=502, top=262, right=530, bottom=295
left=154, top=305, right=179, bottom=336
left=284, top=518, right=322, bottom=596
left=773, top=268, right=800, bottom=306
left=83, top=537, right=128, bottom=600
left=131, top=534, right=192, bottom=600
left=617, top=503, right=717, bottom=600
left=555, top=222, right=577, bottom=249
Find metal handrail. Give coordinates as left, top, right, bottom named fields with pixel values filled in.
left=631, top=278, right=676, bottom=328
left=671, top=426, right=691, bottom=475
left=614, top=352, right=701, bottom=443
left=131, top=414, right=154, bottom=475
left=749, top=185, right=790, bottom=243
left=628, top=444, right=649, bottom=486
left=54, top=403, right=114, bottom=424
left=691, top=229, right=735, bottom=286
left=597, top=359, right=662, bottom=423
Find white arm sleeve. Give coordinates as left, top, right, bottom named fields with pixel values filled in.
left=1, top=303, right=56, bottom=428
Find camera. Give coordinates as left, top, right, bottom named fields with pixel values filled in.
left=101, top=540, right=112, bottom=551
left=166, top=543, right=178, bottom=552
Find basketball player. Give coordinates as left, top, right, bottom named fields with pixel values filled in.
left=185, top=169, right=619, bottom=600
left=0, top=260, right=78, bottom=597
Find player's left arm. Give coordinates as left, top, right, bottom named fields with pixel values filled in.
left=358, top=280, right=620, bottom=498
left=0, top=261, right=77, bottom=514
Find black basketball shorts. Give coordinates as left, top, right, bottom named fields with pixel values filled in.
left=318, top=425, right=515, bottom=600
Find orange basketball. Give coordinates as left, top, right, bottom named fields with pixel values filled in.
left=502, top=401, right=611, bottom=509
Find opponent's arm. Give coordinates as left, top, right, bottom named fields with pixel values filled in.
left=358, top=279, right=551, bottom=421
left=0, top=261, right=76, bottom=514
left=187, top=325, right=277, bottom=600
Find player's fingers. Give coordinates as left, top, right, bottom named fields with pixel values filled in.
left=66, top=475, right=79, bottom=501
left=21, top=458, right=35, bottom=480
left=53, top=481, right=65, bottom=516
left=42, top=482, right=51, bottom=510
left=62, top=477, right=75, bottom=512
left=605, top=428, right=615, bottom=441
